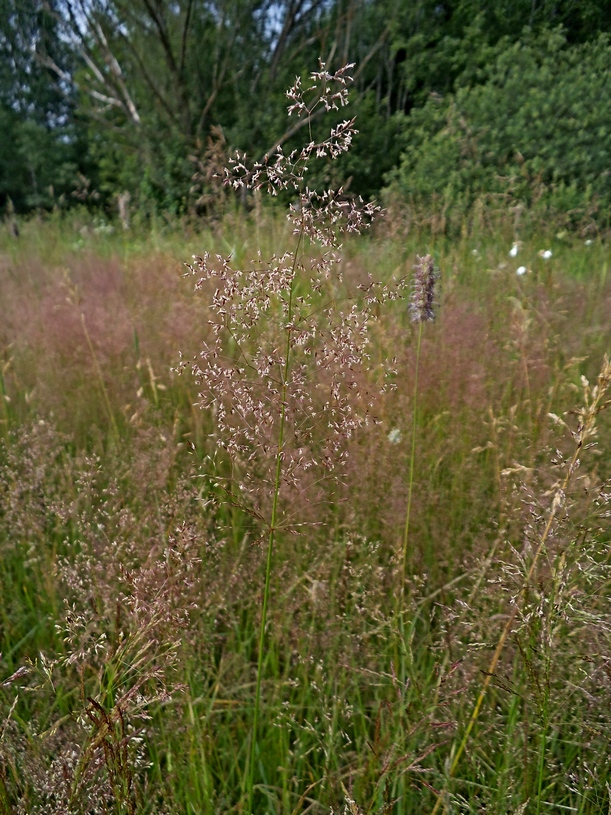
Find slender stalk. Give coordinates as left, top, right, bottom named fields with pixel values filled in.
left=81, top=313, right=119, bottom=443
left=535, top=723, right=547, bottom=815
left=399, top=320, right=423, bottom=611
left=246, top=227, right=303, bottom=814
left=536, top=558, right=556, bottom=815
left=429, top=358, right=611, bottom=815
left=0, top=361, right=11, bottom=440
left=396, top=320, right=423, bottom=695
left=429, top=459, right=575, bottom=815
left=397, top=252, right=437, bottom=693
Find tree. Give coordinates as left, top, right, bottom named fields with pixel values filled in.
left=0, top=0, right=85, bottom=212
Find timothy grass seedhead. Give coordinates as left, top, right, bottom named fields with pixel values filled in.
left=409, top=254, right=439, bottom=323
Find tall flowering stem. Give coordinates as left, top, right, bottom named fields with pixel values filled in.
left=400, top=255, right=439, bottom=609
left=429, top=355, right=611, bottom=815
left=186, top=62, right=381, bottom=813
left=246, top=226, right=302, bottom=814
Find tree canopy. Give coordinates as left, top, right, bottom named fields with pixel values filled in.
left=1, top=0, right=610, bottom=227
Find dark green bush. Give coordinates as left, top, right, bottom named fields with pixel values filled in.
left=387, top=29, right=611, bottom=230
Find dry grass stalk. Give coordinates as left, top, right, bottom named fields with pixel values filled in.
left=430, top=354, right=611, bottom=815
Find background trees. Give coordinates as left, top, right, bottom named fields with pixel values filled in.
left=387, top=30, right=611, bottom=230
left=1, top=0, right=610, bottom=226
left=0, top=0, right=86, bottom=211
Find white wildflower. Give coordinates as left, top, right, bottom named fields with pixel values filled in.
left=388, top=428, right=402, bottom=445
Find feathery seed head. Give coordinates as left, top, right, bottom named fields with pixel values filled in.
left=409, top=254, right=439, bottom=323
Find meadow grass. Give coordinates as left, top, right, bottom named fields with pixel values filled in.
left=0, top=209, right=610, bottom=815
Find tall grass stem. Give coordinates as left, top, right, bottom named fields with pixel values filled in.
left=400, top=319, right=423, bottom=602
left=80, top=313, right=120, bottom=443
left=397, top=318, right=423, bottom=672
left=429, top=357, right=611, bottom=815
left=246, top=227, right=303, bottom=814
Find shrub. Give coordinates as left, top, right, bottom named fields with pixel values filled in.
left=388, top=29, right=611, bottom=231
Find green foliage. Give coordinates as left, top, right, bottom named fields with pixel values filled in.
left=0, top=0, right=87, bottom=213
left=334, top=91, right=404, bottom=202
left=2, top=1, right=611, bottom=222
left=0, top=111, right=81, bottom=210
left=388, top=30, right=611, bottom=229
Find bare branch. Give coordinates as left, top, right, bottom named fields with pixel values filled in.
left=91, top=18, right=141, bottom=125
left=54, top=0, right=142, bottom=127
left=179, top=0, right=194, bottom=77
left=269, top=0, right=308, bottom=81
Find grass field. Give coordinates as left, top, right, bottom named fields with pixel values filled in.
left=0, top=211, right=610, bottom=815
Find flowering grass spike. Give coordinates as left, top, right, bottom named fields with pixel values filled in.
left=409, top=253, right=439, bottom=323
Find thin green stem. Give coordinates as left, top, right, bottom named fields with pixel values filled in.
left=535, top=723, right=547, bottom=815
left=536, top=568, right=555, bottom=815
left=246, top=227, right=303, bottom=814
left=398, top=320, right=423, bottom=619
left=81, top=313, right=120, bottom=444
left=0, top=361, right=11, bottom=440
left=429, top=407, right=603, bottom=815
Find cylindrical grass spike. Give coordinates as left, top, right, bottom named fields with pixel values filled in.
left=409, top=254, right=439, bottom=323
